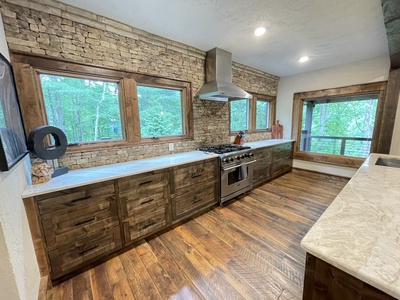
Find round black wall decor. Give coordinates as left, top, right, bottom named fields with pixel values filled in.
left=27, top=126, right=68, bottom=160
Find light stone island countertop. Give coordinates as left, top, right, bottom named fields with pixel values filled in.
left=301, top=153, right=400, bottom=299
left=22, top=151, right=218, bottom=198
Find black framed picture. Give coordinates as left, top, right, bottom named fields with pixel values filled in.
left=0, top=53, right=28, bottom=171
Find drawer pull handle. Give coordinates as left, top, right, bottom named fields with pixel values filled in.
left=141, top=198, right=155, bottom=205
left=70, top=195, right=92, bottom=204
left=75, top=217, right=95, bottom=226
left=139, top=180, right=153, bottom=186
left=79, top=245, right=99, bottom=256
left=192, top=173, right=202, bottom=178
left=143, top=220, right=156, bottom=230
left=193, top=198, right=202, bottom=203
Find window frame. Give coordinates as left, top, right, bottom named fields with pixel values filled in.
left=11, top=52, right=193, bottom=153
left=229, top=93, right=276, bottom=135
left=291, top=82, right=387, bottom=168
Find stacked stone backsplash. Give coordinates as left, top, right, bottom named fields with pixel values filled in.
left=0, top=0, right=279, bottom=170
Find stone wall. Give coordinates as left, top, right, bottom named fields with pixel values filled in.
left=0, top=0, right=279, bottom=170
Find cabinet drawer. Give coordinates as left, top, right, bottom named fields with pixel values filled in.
left=172, top=180, right=217, bottom=221
left=41, top=199, right=119, bottom=248
left=121, top=188, right=168, bottom=218
left=118, top=171, right=168, bottom=194
left=173, top=160, right=216, bottom=189
left=36, top=182, right=115, bottom=216
left=123, top=207, right=167, bottom=243
left=48, top=226, right=122, bottom=280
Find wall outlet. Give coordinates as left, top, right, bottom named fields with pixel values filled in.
left=169, top=143, right=174, bottom=151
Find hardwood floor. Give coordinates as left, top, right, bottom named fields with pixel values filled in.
left=42, top=169, right=349, bottom=300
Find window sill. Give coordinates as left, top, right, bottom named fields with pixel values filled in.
left=294, top=151, right=366, bottom=168
left=64, top=136, right=193, bottom=154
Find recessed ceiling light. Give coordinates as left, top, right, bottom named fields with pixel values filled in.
left=299, top=56, right=309, bottom=63
left=254, top=27, right=266, bottom=37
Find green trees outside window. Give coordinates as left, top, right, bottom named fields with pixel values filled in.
left=40, top=74, right=122, bottom=144
left=230, top=99, right=249, bottom=132
left=300, top=94, right=378, bottom=158
left=137, top=86, right=183, bottom=138
left=256, top=100, right=269, bottom=130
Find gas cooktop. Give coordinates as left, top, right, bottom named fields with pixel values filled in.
left=198, top=144, right=251, bottom=154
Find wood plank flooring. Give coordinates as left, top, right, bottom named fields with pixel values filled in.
left=43, top=169, right=349, bottom=300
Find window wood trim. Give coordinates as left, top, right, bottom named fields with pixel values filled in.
left=11, top=52, right=193, bottom=153
left=291, top=81, right=387, bottom=168
left=253, top=93, right=276, bottom=132
left=229, top=93, right=276, bottom=135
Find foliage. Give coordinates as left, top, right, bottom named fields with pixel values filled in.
left=40, top=74, right=121, bottom=144
left=230, top=99, right=248, bottom=131
left=40, top=75, right=185, bottom=144
left=137, top=86, right=183, bottom=137
left=256, top=100, right=269, bottom=129
left=301, top=95, right=378, bottom=157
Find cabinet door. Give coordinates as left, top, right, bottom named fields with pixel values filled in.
left=252, top=148, right=272, bottom=185
left=171, top=159, right=218, bottom=222
left=118, top=170, right=170, bottom=244
left=271, top=142, right=294, bottom=178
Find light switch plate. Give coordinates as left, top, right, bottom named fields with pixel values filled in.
left=169, top=143, right=174, bottom=151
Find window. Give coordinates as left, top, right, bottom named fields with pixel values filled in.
left=40, top=74, right=122, bottom=144
left=256, top=99, right=270, bottom=130
left=229, top=93, right=275, bottom=134
left=12, top=53, right=193, bottom=152
left=300, top=94, right=378, bottom=158
left=137, top=85, right=183, bottom=138
left=230, top=99, right=249, bottom=131
left=292, top=82, right=387, bottom=168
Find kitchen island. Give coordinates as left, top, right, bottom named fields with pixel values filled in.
left=301, top=153, right=400, bottom=299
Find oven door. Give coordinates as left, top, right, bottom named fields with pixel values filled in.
left=220, top=162, right=254, bottom=203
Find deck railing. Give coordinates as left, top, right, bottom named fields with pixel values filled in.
left=300, top=133, right=372, bottom=158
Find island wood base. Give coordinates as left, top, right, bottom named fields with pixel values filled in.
left=303, top=253, right=396, bottom=300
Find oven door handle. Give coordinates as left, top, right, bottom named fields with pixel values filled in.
left=222, top=160, right=257, bottom=171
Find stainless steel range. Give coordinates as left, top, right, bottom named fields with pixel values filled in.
left=198, top=144, right=255, bottom=204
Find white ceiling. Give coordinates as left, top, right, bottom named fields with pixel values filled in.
left=59, top=0, right=389, bottom=77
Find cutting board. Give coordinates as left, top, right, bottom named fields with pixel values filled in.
left=272, top=120, right=283, bottom=139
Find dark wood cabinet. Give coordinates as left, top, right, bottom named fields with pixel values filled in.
left=24, top=157, right=219, bottom=283
left=118, top=170, right=170, bottom=244
left=32, top=181, right=121, bottom=280
left=303, top=253, right=396, bottom=300
left=252, top=142, right=294, bottom=186
left=252, top=147, right=272, bottom=186
left=171, top=159, right=219, bottom=222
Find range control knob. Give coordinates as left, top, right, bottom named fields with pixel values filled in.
left=249, top=153, right=254, bottom=157
left=229, top=157, right=234, bottom=162
left=223, top=158, right=229, bottom=163
left=236, top=156, right=240, bottom=160
left=240, top=154, right=245, bottom=159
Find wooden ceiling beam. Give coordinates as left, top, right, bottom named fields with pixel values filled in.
left=381, top=0, right=400, bottom=69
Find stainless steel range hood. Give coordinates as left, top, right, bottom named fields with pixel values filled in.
left=195, top=48, right=252, bottom=101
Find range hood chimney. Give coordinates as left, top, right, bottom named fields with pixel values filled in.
left=195, top=48, right=252, bottom=101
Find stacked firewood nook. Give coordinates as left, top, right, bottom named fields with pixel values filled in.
left=23, top=142, right=293, bottom=284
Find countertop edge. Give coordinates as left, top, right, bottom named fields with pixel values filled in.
left=300, top=153, right=400, bottom=299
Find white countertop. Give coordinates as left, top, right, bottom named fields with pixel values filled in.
left=23, top=139, right=294, bottom=198
left=244, top=139, right=294, bottom=149
left=301, top=153, right=400, bottom=299
left=23, top=151, right=218, bottom=198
